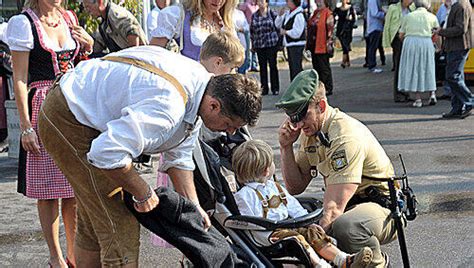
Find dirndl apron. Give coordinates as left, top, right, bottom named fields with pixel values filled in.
left=17, top=8, right=79, bottom=199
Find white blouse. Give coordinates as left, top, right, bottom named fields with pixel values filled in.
left=275, top=6, right=307, bottom=47
left=151, top=5, right=222, bottom=47
left=6, top=13, right=76, bottom=52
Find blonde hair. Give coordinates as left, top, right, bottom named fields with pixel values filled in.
left=232, top=140, right=274, bottom=184
left=183, top=0, right=237, bottom=31
left=200, top=31, right=244, bottom=66
left=24, top=0, right=66, bottom=11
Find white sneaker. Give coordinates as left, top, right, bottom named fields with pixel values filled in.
left=412, top=99, right=422, bottom=108
left=370, top=68, right=383, bottom=73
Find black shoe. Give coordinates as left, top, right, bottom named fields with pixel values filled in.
left=438, top=94, right=452, bottom=100
left=272, top=90, right=279, bottom=95
left=363, top=63, right=369, bottom=68
left=381, top=61, right=386, bottom=66
left=442, top=110, right=462, bottom=119
left=460, top=109, right=472, bottom=119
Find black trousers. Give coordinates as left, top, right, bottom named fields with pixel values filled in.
left=391, top=35, right=409, bottom=101
left=287, top=45, right=305, bottom=81
left=311, top=53, right=333, bottom=94
left=367, top=30, right=383, bottom=69
left=256, top=46, right=280, bottom=94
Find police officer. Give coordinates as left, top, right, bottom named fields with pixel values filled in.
left=277, top=69, right=398, bottom=268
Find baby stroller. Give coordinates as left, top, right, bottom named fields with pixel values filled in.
left=192, top=127, right=325, bottom=267
left=193, top=127, right=418, bottom=268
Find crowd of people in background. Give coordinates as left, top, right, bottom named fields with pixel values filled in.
left=0, top=0, right=472, bottom=266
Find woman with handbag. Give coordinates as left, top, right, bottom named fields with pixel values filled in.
left=6, top=0, right=93, bottom=266
left=307, top=0, right=335, bottom=95
left=149, top=0, right=237, bottom=61
left=334, top=0, right=357, bottom=68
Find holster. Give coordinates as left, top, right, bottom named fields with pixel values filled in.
left=346, top=186, right=391, bottom=210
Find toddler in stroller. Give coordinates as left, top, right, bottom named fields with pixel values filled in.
left=231, top=140, right=373, bottom=268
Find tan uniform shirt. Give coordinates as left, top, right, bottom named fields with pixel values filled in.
left=295, top=106, right=394, bottom=196
left=93, top=3, right=147, bottom=53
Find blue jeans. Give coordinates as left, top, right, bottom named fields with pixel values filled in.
left=367, top=30, right=382, bottom=70
left=238, top=50, right=250, bottom=74
left=442, top=81, right=452, bottom=96
left=446, top=49, right=473, bottom=113
left=250, top=51, right=258, bottom=70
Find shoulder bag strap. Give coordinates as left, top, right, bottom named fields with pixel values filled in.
left=102, top=55, right=188, bottom=104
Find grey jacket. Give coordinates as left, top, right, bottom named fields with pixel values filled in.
left=439, top=0, right=474, bottom=52
left=93, top=3, right=147, bottom=54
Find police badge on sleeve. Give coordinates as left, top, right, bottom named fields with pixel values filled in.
left=331, top=150, right=348, bottom=171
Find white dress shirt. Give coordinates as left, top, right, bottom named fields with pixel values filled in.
left=60, top=46, right=212, bottom=171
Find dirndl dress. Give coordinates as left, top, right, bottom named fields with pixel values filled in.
left=10, top=8, right=80, bottom=199
left=398, top=36, right=436, bottom=93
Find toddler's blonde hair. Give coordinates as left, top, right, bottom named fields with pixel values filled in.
left=232, top=140, right=273, bottom=184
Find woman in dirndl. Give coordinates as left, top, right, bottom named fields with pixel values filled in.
left=7, top=0, right=93, bottom=266
left=398, top=0, right=439, bottom=108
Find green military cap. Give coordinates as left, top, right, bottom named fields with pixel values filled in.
left=275, top=69, right=319, bottom=123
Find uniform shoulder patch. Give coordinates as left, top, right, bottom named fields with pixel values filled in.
left=331, top=150, right=348, bottom=171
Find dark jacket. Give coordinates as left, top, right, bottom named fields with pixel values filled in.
left=124, top=187, right=238, bottom=268
left=439, top=0, right=473, bottom=52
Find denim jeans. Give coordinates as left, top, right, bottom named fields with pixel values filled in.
left=250, top=51, right=258, bottom=70
left=238, top=50, right=250, bottom=74
left=446, top=49, right=473, bottom=113
left=367, top=30, right=382, bottom=70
